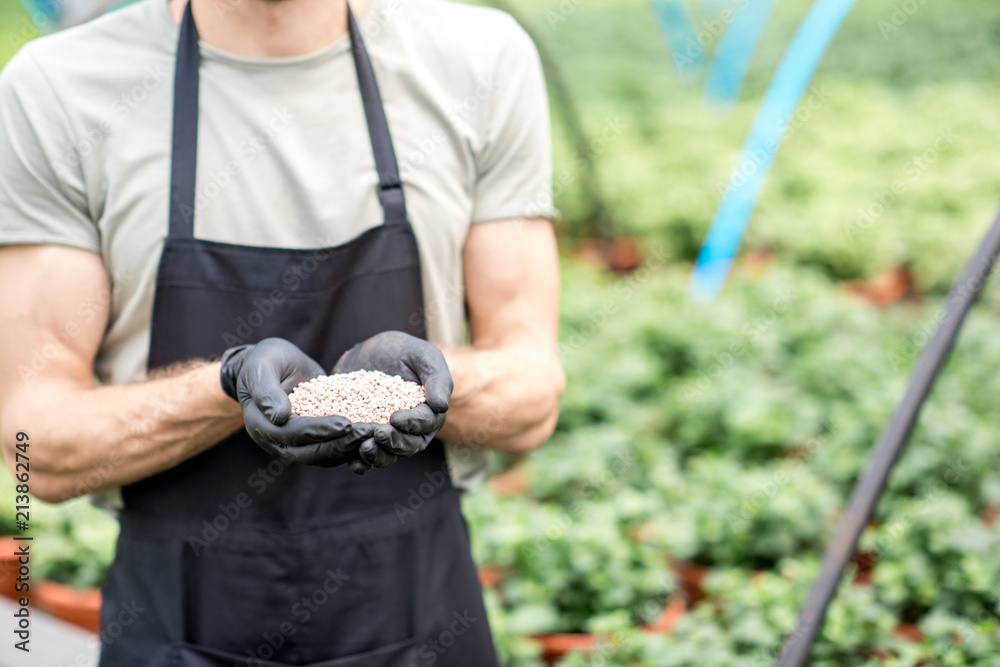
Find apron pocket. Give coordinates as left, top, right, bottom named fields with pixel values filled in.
left=174, top=637, right=420, bottom=667
left=180, top=537, right=299, bottom=655
left=179, top=523, right=421, bottom=662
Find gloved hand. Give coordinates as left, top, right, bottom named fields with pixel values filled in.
left=333, top=331, right=453, bottom=473
left=221, top=338, right=373, bottom=467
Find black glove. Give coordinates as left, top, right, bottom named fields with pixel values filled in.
left=221, top=338, right=373, bottom=467
left=333, top=331, right=453, bottom=472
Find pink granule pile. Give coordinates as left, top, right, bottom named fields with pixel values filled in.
left=288, top=370, right=426, bottom=424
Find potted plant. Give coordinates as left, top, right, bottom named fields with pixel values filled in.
left=0, top=535, right=27, bottom=601
left=33, top=581, right=102, bottom=632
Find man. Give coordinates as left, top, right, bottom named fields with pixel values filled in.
left=0, top=0, right=564, bottom=663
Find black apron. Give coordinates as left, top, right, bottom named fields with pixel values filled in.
left=98, top=4, right=498, bottom=666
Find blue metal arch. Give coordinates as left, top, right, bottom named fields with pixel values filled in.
left=704, top=0, right=779, bottom=103
left=691, top=0, right=858, bottom=296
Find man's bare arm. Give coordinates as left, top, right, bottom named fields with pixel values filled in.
left=438, top=219, right=564, bottom=454
left=0, top=245, right=243, bottom=502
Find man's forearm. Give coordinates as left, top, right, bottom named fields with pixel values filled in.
left=0, top=361, right=243, bottom=502
left=438, top=346, right=564, bottom=455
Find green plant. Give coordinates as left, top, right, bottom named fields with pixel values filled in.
left=465, top=490, right=673, bottom=634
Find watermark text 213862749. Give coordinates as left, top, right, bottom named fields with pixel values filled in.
left=11, top=431, right=32, bottom=653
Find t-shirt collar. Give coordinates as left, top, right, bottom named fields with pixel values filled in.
left=156, top=0, right=388, bottom=67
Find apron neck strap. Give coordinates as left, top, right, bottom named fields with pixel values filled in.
left=168, top=1, right=200, bottom=238
left=168, top=1, right=408, bottom=238
left=347, top=6, right=407, bottom=222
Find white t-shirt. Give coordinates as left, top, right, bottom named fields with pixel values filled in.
left=0, top=0, right=556, bottom=503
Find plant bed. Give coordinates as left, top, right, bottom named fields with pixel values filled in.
left=531, top=597, right=687, bottom=665
left=670, top=560, right=709, bottom=607
left=34, top=581, right=101, bottom=632
left=844, top=265, right=914, bottom=308
left=489, top=469, right=530, bottom=498
left=852, top=551, right=876, bottom=587
left=893, top=622, right=923, bottom=642
left=465, top=256, right=1000, bottom=663
left=478, top=565, right=504, bottom=590
left=532, top=633, right=602, bottom=665
left=981, top=502, right=1000, bottom=527
left=641, top=594, right=686, bottom=634
left=569, top=237, right=644, bottom=274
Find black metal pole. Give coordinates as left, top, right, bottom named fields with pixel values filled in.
left=777, top=205, right=1000, bottom=667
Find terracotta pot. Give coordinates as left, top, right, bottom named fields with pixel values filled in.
left=736, top=247, right=775, bottom=279
left=845, top=265, right=913, bottom=308
left=488, top=469, right=529, bottom=498
left=599, top=237, right=643, bottom=274
left=982, top=502, right=1000, bottom=527
left=642, top=595, right=685, bottom=634
left=532, top=633, right=601, bottom=665
left=894, top=622, right=923, bottom=642
left=477, top=565, right=503, bottom=590
left=670, top=560, right=709, bottom=606
left=852, top=551, right=876, bottom=587
left=570, top=237, right=645, bottom=274
left=34, top=582, right=101, bottom=633
left=0, top=537, right=28, bottom=601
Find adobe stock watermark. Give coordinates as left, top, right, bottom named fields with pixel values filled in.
left=406, top=276, right=464, bottom=333
left=877, top=0, right=930, bottom=40
left=1, top=0, right=87, bottom=61
left=409, top=610, right=479, bottom=666
left=843, top=126, right=958, bottom=243
left=555, top=117, right=627, bottom=196
left=545, top=0, right=584, bottom=30
left=59, top=598, right=146, bottom=667
left=394, top=410, right=506, bottom=524
left=753, top=621, right=811, bottom=667
left=96, top=598, right=146, bottom=647
left=186, top=457, right=294, bottom=554
left=856, top=459, right=967, bottom=573
left=514, top=115, right=626, bottom=223
left=558, top=245, right=669, bottom=358
left=726, top=419, right=838, bottom=531
left=17, top=267, right=135, bottom=383
left=222, top=243, right=334, bottom=346
left=178, top=107, right=296, bottom=224
left=53, top=66, right=170, bottom=181
left=393, top=464, right=454, bottom=524
left=886, top=249, right=994, bottom=371
left=751, top=458, right=968, bottom=667
left=716, top=84, right=832, bottom=200
left=521, top=448, right=637, bottom=561
left=672, top=0, right=753, bottom=74
left=3, top=17, right=39, bottom=63
left=69, top=387, right=197, bottom=500
left=242, top=567, right=351, bottom=666
left=399, top=74, right=498, bottom=179
left=222, top=225, right=351, bottom=346
left=683, top=287, right=798, bottom=402
left=919, top=585, right=1000, bottom=666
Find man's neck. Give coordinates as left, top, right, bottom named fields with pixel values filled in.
left=166, top=0, right=372, bottom=57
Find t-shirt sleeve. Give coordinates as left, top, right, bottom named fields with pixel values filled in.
left=0, top=46, right=100, bottom=252
left=470, top=20, right=558, bottom=224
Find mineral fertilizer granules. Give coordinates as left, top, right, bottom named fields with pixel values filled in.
left=288, top=370, right=426, bottom=424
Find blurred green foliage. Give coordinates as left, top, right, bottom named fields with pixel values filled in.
left=522, top=0, right=1000, bottom=291
left=470, top=261, right=1000, bottom=665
